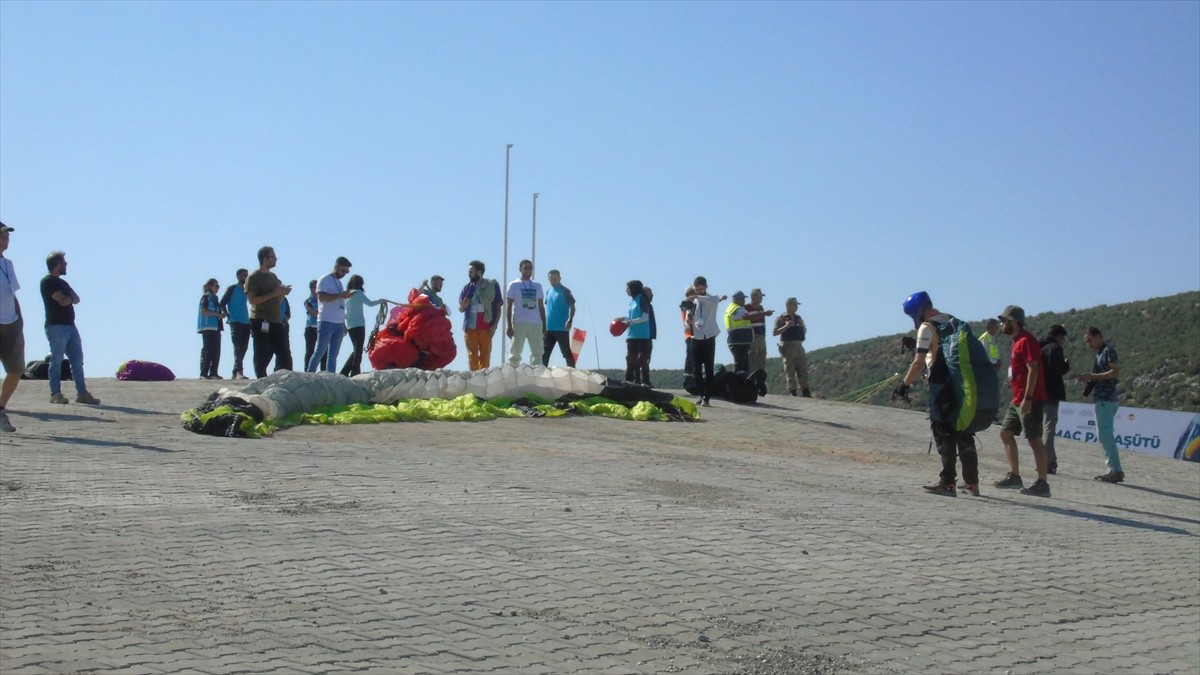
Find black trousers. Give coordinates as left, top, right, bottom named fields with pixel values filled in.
left=932, top=421, right=979, bottom=485
left=729, top=343, right=750, bottom=373
left=691, top=337, right=716, bottom=400
left=624, top=338, right=652, bottom=385
left=340, top=326, right=367, bottom=376
left=304, top=325, right=326, bottom=372
left=200, top=330, right=221, bottom=378
left=542, top=330, right=576, bottom=367
left=251, top=319, right=293, bottom=378
left=229, top=322, right=250, bottom=376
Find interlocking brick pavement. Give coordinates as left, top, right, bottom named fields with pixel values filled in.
left=1, top=378, right=1197, bottom=674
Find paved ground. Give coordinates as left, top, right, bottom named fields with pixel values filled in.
left=1, top=377, right=1197, bottom=674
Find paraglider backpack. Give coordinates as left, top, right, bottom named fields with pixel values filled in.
left=928, top=316, right=999, bottom=434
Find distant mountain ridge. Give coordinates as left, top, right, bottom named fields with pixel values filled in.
left=613, top=291, right=1200, bottom=413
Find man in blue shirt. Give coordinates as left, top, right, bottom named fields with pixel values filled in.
left=1078, top=326, right=1123, bottom=483
left=219, top=268, right=251, bottom=380
left=420, top=275, right=451, bottom=316
left=541, top=269, right=576, bottom=367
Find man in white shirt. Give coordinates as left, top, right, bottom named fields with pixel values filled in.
left=306, top=256, right=354, bottom=373
left=505, top=259, right=546, bottom=367
left=0, top=222, right=24, bottom=432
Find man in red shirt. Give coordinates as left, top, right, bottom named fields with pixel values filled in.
left=993, top=305, right=1051, bottom=497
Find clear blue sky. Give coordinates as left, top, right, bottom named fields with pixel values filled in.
left=2, top=1, right=1197, bottom=380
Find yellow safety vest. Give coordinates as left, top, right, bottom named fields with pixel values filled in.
left=724, top=303, right=753, bottom=344
left=979, top=332, right=1000, bottom=363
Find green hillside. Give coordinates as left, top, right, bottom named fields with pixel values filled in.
left=612, top=291, right=1200, bottom=413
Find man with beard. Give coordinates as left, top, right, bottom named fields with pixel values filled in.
left=458, top=260, right=502, bottom=371
left=993, top=305, right=1052, bottom=497
left=245, top=246, right=294, bottom=377
left=307, top=256, right=354, bottom=373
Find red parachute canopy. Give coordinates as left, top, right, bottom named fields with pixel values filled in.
left=367, top=288, right=457, bottom=371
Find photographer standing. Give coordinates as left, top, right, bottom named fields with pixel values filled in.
left=773, top=297, right=810, bottom=397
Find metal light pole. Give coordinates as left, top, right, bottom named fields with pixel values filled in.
left=531, top=192, right=539, bottom=269
left=502, top=144, right=512, bottom=357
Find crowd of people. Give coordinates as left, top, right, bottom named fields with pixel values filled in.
left=0, top=227, right=1124, bottom=497
left=894, top=291, right=1124, bottom=500
left=163, top=244, right=821, bottom=404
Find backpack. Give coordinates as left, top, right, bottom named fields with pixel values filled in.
left=21, top=357, right=72, bottom=381
left=928, top=316, right=998, bottom=433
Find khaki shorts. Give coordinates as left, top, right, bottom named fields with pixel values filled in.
left=0, top=317, right=25, bottom=374
left=1001, top=400, right=1045, bottom=439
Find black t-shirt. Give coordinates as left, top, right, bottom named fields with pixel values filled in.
left=41, top=275, right=76, bottom=326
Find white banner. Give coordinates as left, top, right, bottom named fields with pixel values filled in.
left=1056, top=402, right=1200, bottom=461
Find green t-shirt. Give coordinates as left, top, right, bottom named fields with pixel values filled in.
left=245, top=270, right=283, bottom=323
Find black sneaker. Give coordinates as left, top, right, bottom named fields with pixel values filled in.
left=993, top=472, right=1024, bottom=489
left=923, top=482, right=956, bottom=497
left=1094, top=471, right=1125, bottom=484
left=1020, top=479, right=1051, bottom=497
left=1047, top=462, right=1058, bottom=475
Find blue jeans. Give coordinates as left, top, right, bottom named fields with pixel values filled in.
left=307, top=321, right=345, bottom=373
left=46, top=324, right=87, bottom=396
left=1095, top=399, right=1123, bottom=473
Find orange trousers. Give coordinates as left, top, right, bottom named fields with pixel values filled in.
left=464, top=329, right=493, bottom=371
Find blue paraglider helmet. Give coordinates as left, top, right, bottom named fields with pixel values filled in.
left=903, top=291, right=932, bottom=328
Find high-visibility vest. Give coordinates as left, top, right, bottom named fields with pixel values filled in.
left=724, top=303, right=753, bottom=345
left=979, top=331, right=1000, bottom=364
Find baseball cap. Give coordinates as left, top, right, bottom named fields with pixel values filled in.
left=750, top=288, right=765, bottom=297
left=431, top=275, right=444, bottom=282
left=732, top=290, right=746, bottom=301
left=0, top=221, right=13, bottom=232
left=998, top=305, right=1026, bottom=324
left=785, top=297, right=799, bottom=305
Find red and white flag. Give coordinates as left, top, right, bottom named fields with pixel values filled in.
left=570, top=328, right=587, bottom=366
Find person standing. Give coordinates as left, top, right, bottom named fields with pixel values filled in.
left=505, top=259, right=545, bottom=367
left=894, top=291, right=979, bottom=496
left=687, top=277, right=726, bottom=407
left=219, top=268, right=251, bottom=379
left=244, top=246, right=293, bottom=377
left=1040, top=324, right=1070, bottom=474
left=302, top=280, right=325, bottom=371
left=980, top=318, right=1003, bottom=374
left=197, top=278, right=226, bottom=380
left=1078, top=326, right=1124, bottom=483
left=458, top=260, right=502, bottom=371
left=340, top=274, right=387, bottom=377
left=643, top=286, right=657, bottom=380
left=39, top=251, right=100, bottom=405
left=542, top=269, right=576, bottom=367
left=307, top=257, right=354, bottom=373
left=745, top=289, right=774, bottom=394
left=773, top=297, right=811, bottom=397
left=419, top=275, right=451, bottom=316
left=724, top=291, right=754, bottom=373
left=617, top=280, right=652, bottom=386
left=680, top=286, right=695, bottom=375
left=993, top=305, right=1051, bottom=497
left=0, top=223, right=24, bottom=431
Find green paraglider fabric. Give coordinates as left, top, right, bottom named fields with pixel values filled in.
left=234, top=393, right=695, bottom=437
